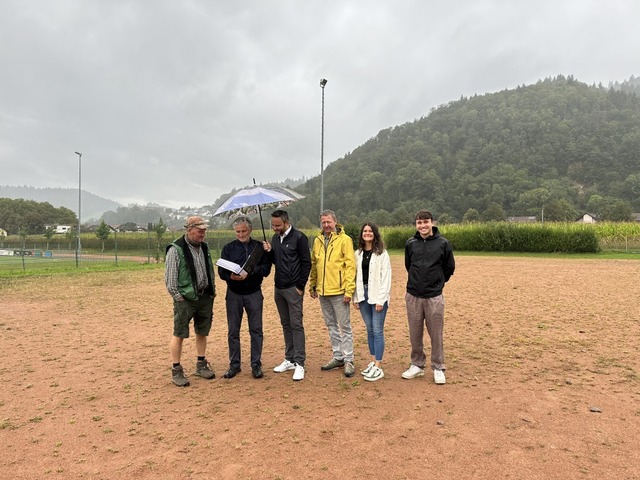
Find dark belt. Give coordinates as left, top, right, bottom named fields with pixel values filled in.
left=196, top=288, right=207, bottom=296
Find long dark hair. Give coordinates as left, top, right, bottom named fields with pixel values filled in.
left=358, top=222, right=384, bottom=255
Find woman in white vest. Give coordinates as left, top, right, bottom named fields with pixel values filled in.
left=352, top=222, right=392, bottom=382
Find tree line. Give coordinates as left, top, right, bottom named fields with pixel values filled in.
left=0, top=198, right=77, bottom=235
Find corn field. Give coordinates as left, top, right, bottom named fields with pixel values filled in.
left=1, top=222, right=639, bottom=274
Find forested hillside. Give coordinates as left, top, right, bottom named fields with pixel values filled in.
left=289, top=75, right=640, bottom=225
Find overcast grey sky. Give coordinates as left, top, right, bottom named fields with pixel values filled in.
left=1, top=0, right=637, bottom=209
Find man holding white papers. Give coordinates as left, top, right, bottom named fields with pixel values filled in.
left=218, top=217, right=271, bottom=379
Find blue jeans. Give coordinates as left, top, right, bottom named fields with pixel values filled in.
left=358, top=285, right=388, bottom=361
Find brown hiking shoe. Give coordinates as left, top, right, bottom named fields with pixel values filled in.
left=194, top=360, right=216, bottom=379
left=172, top=365, right=190, bottom=387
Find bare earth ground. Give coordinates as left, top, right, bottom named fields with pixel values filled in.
left=1, top=255, right=639, bottom=480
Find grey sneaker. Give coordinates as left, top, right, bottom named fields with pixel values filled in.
left=172, top=365, right=190, bottom=387
left=321, top=357, right=345, bottom=371
left=344, top=361, right=355, bottom=377
left=195, top=360, right=216, bottom=379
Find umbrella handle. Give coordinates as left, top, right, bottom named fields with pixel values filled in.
left=258, top=204, right=266, bottom=241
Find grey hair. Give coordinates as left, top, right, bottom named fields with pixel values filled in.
left=319, top=209, right=337, bottom=221
left=232, top=216, right=252, bottom=229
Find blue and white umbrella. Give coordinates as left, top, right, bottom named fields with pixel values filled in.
left=213, top=184, right=304, bottom=239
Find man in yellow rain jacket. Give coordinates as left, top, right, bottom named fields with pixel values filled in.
left=309, top=210, right=357, bottom=377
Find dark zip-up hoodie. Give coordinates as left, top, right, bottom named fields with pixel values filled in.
left=268, top=226, right=311, bottom=291
left=405, top=226, right=455, bottom=298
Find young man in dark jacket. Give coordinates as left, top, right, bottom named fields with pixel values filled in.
left=402, top=210, right=455, bottom=384
left=218, top=216, right=271, bottom=379
left=263, top=210, right=311, bottom=381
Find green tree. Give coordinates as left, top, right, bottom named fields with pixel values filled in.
left=437, top=213, right=453, bottom=225
left=95, top=220, right=111, bottom=251
left=65, top=228, right=78, bottom=250
left=514, top=188, right=551, bottom=215
left=586, top=195, right=604, bottom=216
left=18, top=227, right=28, bottom=245
left=543, top=199, right=577, bottom=222
left=600, top=200, right=633, bottom=221
left=369, top=209, right=393, bottom=227
left=482, top=202, right=506, bottom=222
left=296, top=216, right=314, bottom=230
left=43, top=226, right=56, bottom=250
left=462, top=208, right=481, bottom=223
left=118, top=222, right=138, bottom=232
left=153, top=218, right=168, bottom=262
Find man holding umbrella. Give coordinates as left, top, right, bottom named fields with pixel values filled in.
left=213, top=185, right=308, bottom=380
left=263, top=210, right=311, bottom=381
left=218, top=216, right=271, bottom=379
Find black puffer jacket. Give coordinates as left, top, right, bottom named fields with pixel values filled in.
left=405, top=227, right=455, bottom=298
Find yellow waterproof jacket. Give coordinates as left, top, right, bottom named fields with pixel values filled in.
left=309, top=224, right=356, bottom=297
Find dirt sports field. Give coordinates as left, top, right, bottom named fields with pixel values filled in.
left=1, top=255, right=639, bottom=480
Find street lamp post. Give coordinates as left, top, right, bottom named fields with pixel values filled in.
left=74, top=151, right=82, bottom=267
left=110, top=225, right=118, bottom=267
left=319, top=78, right=327, bottom=213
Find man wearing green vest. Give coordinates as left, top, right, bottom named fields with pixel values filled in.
left=165, top=216, right=217, bottom=387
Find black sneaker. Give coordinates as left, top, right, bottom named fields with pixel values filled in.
left=194, top=360, right=216, bottom=379
left=172, top=365, right=190, bottom=387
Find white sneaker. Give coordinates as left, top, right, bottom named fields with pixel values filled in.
left=433, top=369, right=446, bottom=385
left=401, top=364, right=425, bottom=379
left=364, top=366, right=384, bottom=382
left=292, top=363, right=305, bottom=381
left=360, top=361, right=375, bottom=376
left=273, top=359, right=296, bottom=373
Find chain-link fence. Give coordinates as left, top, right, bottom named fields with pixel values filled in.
left=0, top=233, right=237, bottom=273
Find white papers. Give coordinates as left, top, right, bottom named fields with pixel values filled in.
left=215, top=258, right=246, bottom=275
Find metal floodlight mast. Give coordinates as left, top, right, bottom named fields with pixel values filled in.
left=74, top=151, right=82, bottom=267
left=320, top=78, right=327, bottom=213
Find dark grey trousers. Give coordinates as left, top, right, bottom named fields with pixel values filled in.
left=274, top=286, right=306, bottom=366
left=225, top=289, right=264, bottom=369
